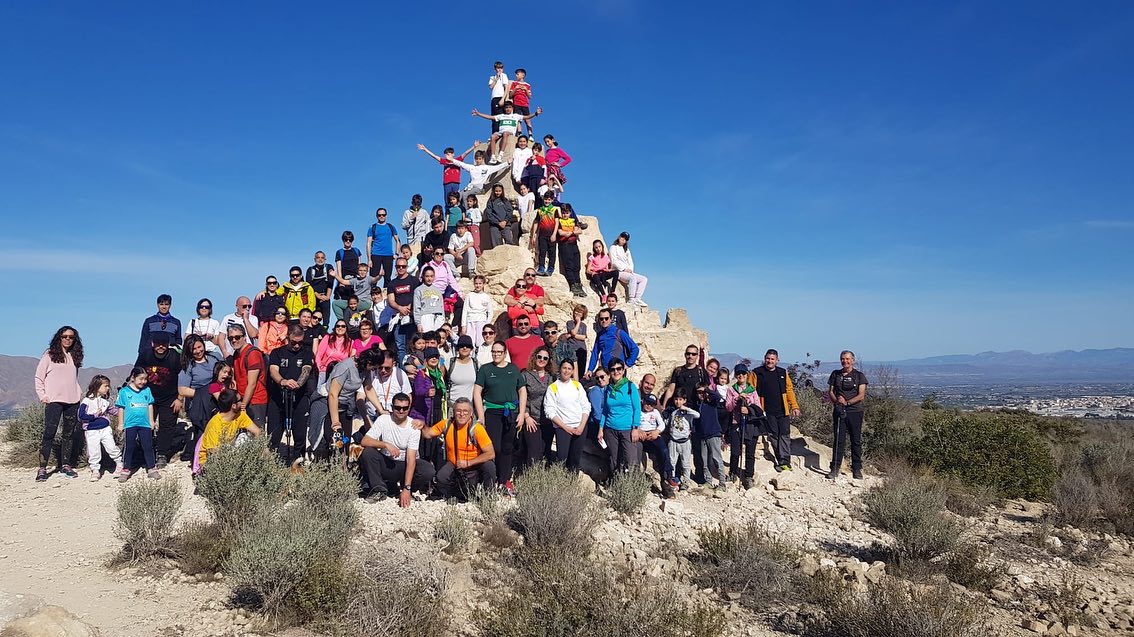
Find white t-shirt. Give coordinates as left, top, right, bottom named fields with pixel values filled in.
left=640, top=409, right=666, bottom=434
left=449, top=231, right=474, bottom=254
left=511, top=147, right=533, bottom=182
left=517, top=192, right=535, bottom=216
left=463, top=291, right=493, bottom=325
left=448, top=358, right=478, bottom=404
left=221, top=313, right=260, bottom=345
left=364, top=414, right=420, bottom=461
left=489, top=72, right=510, bottom=98
left=466, top=207, right=483, bottom=223
left=493, top=113, right=524, bottom=134
left=186, top=317, right=223, bottom=352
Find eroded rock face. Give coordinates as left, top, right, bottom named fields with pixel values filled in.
left=467, top=214, right=708, bottom=386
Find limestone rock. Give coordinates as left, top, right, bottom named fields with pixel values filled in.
left=0, top=592, right=43, bottom=626
left=771, top=474, right=796, bottom=491
left=468, top=214, right=708, bottom=384
left=0, top=605, right=100, bottom=637
left=661, top=500, right=684, bottom=516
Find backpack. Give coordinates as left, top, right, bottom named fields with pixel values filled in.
left=444, top=357, right=479, bottom=386
left=439, top=418, right=485, bottom=453
left=608, top=328, right=626, bottom=364
left=369, top=222, right=397, bottom=250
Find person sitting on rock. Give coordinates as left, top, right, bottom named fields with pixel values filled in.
left=470, top=101, right=542, bottom=164
left=586, top=240, right=619, bottom=299
left=358, top=392, right=435, bottom=507
left=449, top=150, right=511, bottom=207
left=505, top=276, right=545, bottom=330
left=419, top=397, right=496, bottom=500
left=639, top=393, right=675, bottom=498
left=483, top=183, right=516, bottom=248
left=610, top=231, right=648, bottom=307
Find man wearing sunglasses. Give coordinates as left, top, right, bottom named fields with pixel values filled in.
left=385, top=258, right=420, bottom=357
left=221, top=296, right=260, bottom=352
left=359, top=392, right=435, bottom=507
left=267, top=325, right=314, bottom=464
left=226, top=324, right=268, bottom=428
left=586, top=309, right=639, bottom=376
left=661, top=345, right=711, bottom=411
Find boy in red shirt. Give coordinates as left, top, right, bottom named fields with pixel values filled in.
left=507, top=68, right=534, bottom=138
left=417, top=141, right=479, bottom=205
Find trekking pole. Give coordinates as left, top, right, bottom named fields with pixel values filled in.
left=283, top=388, right=294, bottom=466
left=831, top=404, right=845, bottom=477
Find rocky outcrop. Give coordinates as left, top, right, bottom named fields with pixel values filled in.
left=469, top=214, right=708, bottom=385
left=0, top=605, right=100, bottom=637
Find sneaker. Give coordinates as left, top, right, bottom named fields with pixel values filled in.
left=827, top=469, right=840, bottom=480
left=155, top=456, right=168, bottom=470
left=774, top=464, right=784, bottom=473
left=535, top=266, right=546, bottom=275
left=90, top=471, right=101, bottom=482
left=147, top=469, right=162, bottom=480
left=35, top=468, right=48, bottom=482
left=781, top=464, right=793, bottom=472
left=578, top=220, right=589, bottom=229
left=364, top=490, right=387, bottom=504
left=503, top=480, right=516, bottom=497
left=852, top=469, right=864, bottom=480
left=741, top=477, right=753, bottom=490
left=115, top=469, right=131, bottom=482
left=666, top=478, right=679, bottom=489
left=715, top=481, right=729, bottom=491
left=60, top=465, right=79, bottom=478
left=679, top=482, right=689, bottom=492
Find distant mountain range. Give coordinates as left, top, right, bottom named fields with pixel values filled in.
left=0, top=354, right=133, bottom=417
left=712, top=349, right=1134, bottom=385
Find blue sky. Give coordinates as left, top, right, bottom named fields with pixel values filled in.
left=2, top=2, right=1133, bottom=367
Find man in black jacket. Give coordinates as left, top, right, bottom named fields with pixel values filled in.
left=135, top=332, right=183, bottom=468
left=752, top=349, right=800, bottom=473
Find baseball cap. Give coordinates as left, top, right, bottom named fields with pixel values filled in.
left=457, top=335, right=474, bottom=349
left=643, top=393, right=658, bottom=406
left=734, top=363, right=749, bottom=375
left=150, top=332, right=172, bottom=345
left=423, top=347, right=440, bottom=360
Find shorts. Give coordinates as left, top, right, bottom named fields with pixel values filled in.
left=514, top=105, right=530, bottom=116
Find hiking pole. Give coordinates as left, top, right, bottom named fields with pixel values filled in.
left=283, top=388, right=294, bottom=466
left=831, top=404, right=845, bottom=477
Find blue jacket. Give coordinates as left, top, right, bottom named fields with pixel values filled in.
left=695, top=393, right=723, bottom=438
left=602, top=381, right=641, bottom=432
left=587, top=385, right=606, bottom=426
left=588, top=324, right=639, bottom=372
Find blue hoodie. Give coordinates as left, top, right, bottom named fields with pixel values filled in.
left=602, top=380, right=641, bottom=432
left=588, top=324, right=640, bottom=372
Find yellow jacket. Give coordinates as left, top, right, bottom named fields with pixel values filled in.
left=282, top=281, right=315, bottom=317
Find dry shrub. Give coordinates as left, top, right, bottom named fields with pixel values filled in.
left=337, top=549, right=451, bottom=637
left=482, top=518, right=521, bottom=550
left=479, top=554, right=722, bottom=637
left=1037, top=571, right=1085, bottom=627
left=470, top=483, right=502, bottom=521
left=602, top=469, right=651, bottom=515
left=433, top=507, right=473, bottom=555
left=859, top=468, right=963, bottom=564
left=177, top=520, right=227, bottom=576
left=195, top=437, right=289, bottom=540
left=3, top=403, right=46, bottom=467
left=940, top=542, right=1005, bottom=592
left=942, top=478, right=998, bottom=518
left=509, top=463, right=599, bottom=556
left=694, top=518, right=801, bottom=607
left=818, top=576, right=988, bottom=637
left=1057, top=440, right=1134, bottom=534
left=113, top=477, right=183, bottom=562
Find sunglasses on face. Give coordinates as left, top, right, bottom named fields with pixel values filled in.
left=685, top=352, right=698, bottom=357
left=536, top=355, right=549, bottom=361
left=267, top=281, right=278, bottom=285
left=290, top=273, right=301, bottom=278
left=599, top=317, right=611, bottom=322
left=241, top=304, right=252, bottom=308
left=60, top=334, right=75, bottom=340
left=524, top=273, right=535, bottom=278
left=482, top=331, right=494, bottom=336
left=546, top=330, right=558, bottom=335
left=198, top=305, right=211, bottom=310
left=335, top=325, right=347, bottom=329
left=517, top=322, right=530, bottom=327
left=392, top=404, right=410, bottom=412
left=228, top=335, right=243, bottom=341
left=610, top=366, right=625, bottom=372
left=596, top=375, right=608, bottom=381
left=492, top=350, right=506, bottom=355
left=515, top=285, right=526, bottom=290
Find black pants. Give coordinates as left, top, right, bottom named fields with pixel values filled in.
left=831, top=409, right=864, bottom=472
left=588, top=270, right=618, bottom=296
left=359, top=448, right=436, bottom=494
left=558, top=241, right=581, bottom=287
left=604, top=428, right=638, bottom=475
left=766, top=413, right=792, bottom=466
left=554, top=427, right=585, bottom=470
left=536, top=233, right=556, bottom=272
left=483, top=409, right=516, bottom=484
left=370, top=254, right=394, bottom=288
left=725, top=427, right=759, bottom=479
left=515, top=417, right=546, bottom=472
left=40, top=401, right=81, bottom=469
left=436, top=461, right=497, bottom=500
left=316, top=297, right=331, bottom=326
left=153, top=401, right=181, bottom=460
left=267, top=390, right=311, bottom=464
left=490, top=97, right=503, bottom=133
left=522, top=173, right=543, bottom=197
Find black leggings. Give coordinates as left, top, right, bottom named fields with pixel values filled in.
left=558, top=241, right=581, bottom=287
left=482, top=409, right=516, bottom=484
left=40, top=402, right=81, bottom=469
left=588, top=270, right=618, bottom=296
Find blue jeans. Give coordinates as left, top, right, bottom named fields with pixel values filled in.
left=641, top=435, right=673, bottom=479
left=123, top=427, right=156, bottom=471
left=443, top=182, right=460, bottom=204
left=393, top=318, right=416, bottom=358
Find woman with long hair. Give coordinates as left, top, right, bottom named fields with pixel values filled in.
left=586, top=239, right=619, bottom=298
left=316, top=320, right=352, bottom=386
left=609, top=231, right=648, bottom=306
left=34, top=326, right=84, bottom=482
left=259, top=307, right=290, bottom=355
left=178, top=334, right=222, bottom=462
left=185, top=298, right=224, bottom=352
left=520, top=346, right=554, bottom=467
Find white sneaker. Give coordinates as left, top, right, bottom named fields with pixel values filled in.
left=89, top=471, right=101, bottom=482
left=633, top=298, right=648, bottom=307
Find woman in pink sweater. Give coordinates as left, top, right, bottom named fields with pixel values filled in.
left=34, top=326, right=84, bottom=482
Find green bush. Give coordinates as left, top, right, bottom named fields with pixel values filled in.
left=1061, top=440, right=1134, bottom=534
left=433, top=507, right=473, bottom=555
left=602, top=470, right=651, bottom=515
left=289, top=461, right=359, bottom=538
left=3, top=403, right=46, bottom=467
left=338, top=549, right=451, bottom=637
left=509, top=463, right=599, bottom=556
left=113, top=477, right=184, bottom=562
left=859, top=468, right=963, bottom=564
left=940, top=542, right=1005, bottom=593
left=479, top=554, right=722, bottom=637
left=910, top=411, right=1056, bottom=500
left=694, top=518, right=801, bottom=607
left=195, top=437, right=289, bottom=540
left=818, top=576, right=988, bottom=637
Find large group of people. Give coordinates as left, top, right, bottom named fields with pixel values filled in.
left=30, top=61, right=869, bottom=504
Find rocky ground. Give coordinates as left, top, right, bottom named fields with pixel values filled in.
left=3, top=431, right=1134, bottom=637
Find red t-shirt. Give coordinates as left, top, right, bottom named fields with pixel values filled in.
left=510, top=81, right=531, bottom=107
left=505, top=335, right=542, bottom=370
left=231, top=346, right=268, bottom=406
left=440, top=154, right=466, bottom=185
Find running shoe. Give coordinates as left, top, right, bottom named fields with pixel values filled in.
left=61, top=465, right=79, bottom=478
left=147, top=469, right=163, bottom=480
left=90, top=471, right=101, bottom=482
left=503, top=480, right=516, bottom=497
left=155, top=455, right=168, bottom=469
left=35, top=468, right=48, bottom=482
left=115, top=469, right=131, bottom=482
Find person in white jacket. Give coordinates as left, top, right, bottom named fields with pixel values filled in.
left=462, top=275, right=495, bottom=348
left=609, top=231, right=648, bottom=306
left=542, top=359, right=591, bottom=470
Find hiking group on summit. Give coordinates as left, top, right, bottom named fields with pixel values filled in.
left=30, top=61, right=868, bottom=506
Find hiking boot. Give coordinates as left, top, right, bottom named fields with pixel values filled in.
left=741, top=477, right=753, bottom=490
left=147, top=469, right=163, bottom=480
left=827, top=469, right=841, bottom=480
left=852, top=469, right=864, bottom=480
left=155, top=455, right=169, bottom=470
left=61, top=465, right=78, bottom=478
left=35, top=468, right=48, bottom=482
